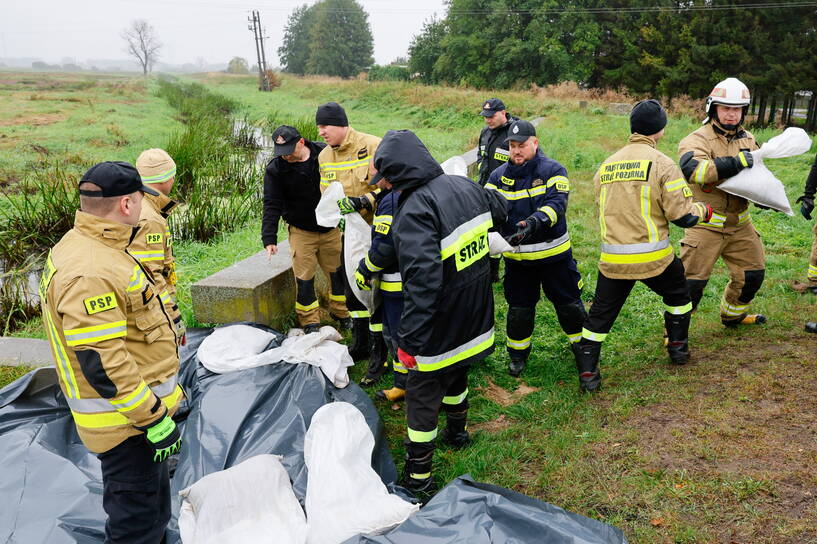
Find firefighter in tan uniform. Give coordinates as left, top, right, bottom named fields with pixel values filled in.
left=316, top=101, right=388, bottom=378
left=678, top=77, right=766, bottom=326
left=134, top=148, right=186, bottom=345
left=576, top=101, right=711, bottom=392
left=40, top=161, right=183, bottom=543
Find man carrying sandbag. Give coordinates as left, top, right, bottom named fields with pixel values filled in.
left=677, top=77, right=766, bottom=327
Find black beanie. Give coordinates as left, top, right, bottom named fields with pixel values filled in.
left=630, top=99, right=667, bottom=135
left=316, top=102, right=348, bottom=127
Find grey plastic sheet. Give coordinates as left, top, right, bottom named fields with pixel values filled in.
left=342, top=475, right=628, bottom=544
left=0, top=324, right=397, bottom=544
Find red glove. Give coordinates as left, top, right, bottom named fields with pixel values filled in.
left=397, top=347, right=417, bottom=370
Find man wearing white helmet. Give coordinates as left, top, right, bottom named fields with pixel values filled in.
left=677, top=77, right=765, bottom=327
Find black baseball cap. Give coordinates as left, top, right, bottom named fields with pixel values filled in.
left=272, top=125, right=301, bottom=157
left=479, top=98, right=506, bottom=117
left=79, top=161, right=159, bottom=197
left=505, top=120, right=536, bottom=143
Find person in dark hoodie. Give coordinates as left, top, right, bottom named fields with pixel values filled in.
left=486, top=120, right=586, bottom=379
left=371, top=129, right=507, bottom=499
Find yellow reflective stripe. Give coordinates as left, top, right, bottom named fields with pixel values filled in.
left=141, top=166, right=176, bottom=184
left=71, top=410, right=128, bottom=428
left=808, top=265, right=817, bottom=279
left=442, top=388, right=468, bottom=405
left=159, top=290, right=173, bottom=305
left=369, top=322, right=383, bottom=333
left=329, top=294, right=346, bottom=301
left=365, top=255, right=383, bottom=271
left=414, top=329, right=494, bottom=372
left=320, top=180, right=330, bottom=187
left=539, top=205, right=557, bottom=224
left=349, top=310, right=370, bottom=318
left=738, top=152, right=749, bottom=167
left=492, top=187, right=532, bottom=201
left=720, top=297, right=749, bottom=316
left=127, top=266, right=146, bottom=292
left=295, top=300, right=319, bottom=312
left=440, top=214, right=492, bottom=259
left=64, top=321, right=127, bottom=346
left=321, top=158, right=371, bottom=170
left=582, top=328, right=607, bottom=342
left=528, top=186, right=549, bottom=197
left=131, top=250, right=164, bottom=262
left=407, top=427, right=438, bottom=443
left=44, top=308, right=79, bottom=399
left=700, top=212, right=725, bottom=228
left=379, top=280, right=402, bottom=292
left=600, top=245, right=673, bottom=264
left=567, top=331, right=582, bottom=344
left=506, top=336, right=531, bottom=350
left=411, top=472, right=431, bottom=479
left=393, top=360, right=408, bottom=373
left=694, top=160, right=709, bottom=184
left=640, top=185, right=658, bottom=243
left=485, top=183, right=498, bottom=191
left=162, top=384, right=184, bottom=410
left=665, top=302, right=692, bottom=315
left=665, top=178, right=688, bottom=192
left=547, top=175, right=568, bottom=187
left=111, top=383, right=152, bottom=413
left=503, top=239, right=571, bottom=261
left=737, top=209, right=751, bottom=225
left=373, top=214, right=392, bottom=225
left=598, top=186, right=608, bottom=241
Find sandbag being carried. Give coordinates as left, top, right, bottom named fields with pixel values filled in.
left=178, top=454, right=307, bottom=544
left=315, top=181, right=345, bottom=228
left=305, top=403, right=419, bottom=544
left=718, top=127, right=813, bottom=216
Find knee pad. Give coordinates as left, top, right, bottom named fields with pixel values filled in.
left=686, top=279, right=708, bottom=310
left=506, top=306, right=536, bottom=338
left=329, top=271, right=345, bottom=296
left=296, top=278, right=316, bottom=306
left=554, top=300, right=587, bottom=333
left=739, top=269, right=765, bottom=303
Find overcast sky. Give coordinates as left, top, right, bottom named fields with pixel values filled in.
left=1, top=0, right=447, bottom=67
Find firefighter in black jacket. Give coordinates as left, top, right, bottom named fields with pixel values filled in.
left=372, top=129, right=507, bottom=498
left=262, top=125, right=349, bottom=333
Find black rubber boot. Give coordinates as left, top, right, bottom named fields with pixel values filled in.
left=508, top=355, right=527, bottom=378
left=401, top=452, right=437, bottom=504
left=574, top=341, right=601, bottom=393
left=805, top=322, right=817, bottom=334
left=330, top=314, right=352, bottom=331
left=347, top=318, right=370, bottom=361
left=506, top=306, right=535, bottom=377
left=360, top=331, right=389, bottom=386
left=440, top=411, right=471, bottom=449
left=664, top=311, right=691, bottom=365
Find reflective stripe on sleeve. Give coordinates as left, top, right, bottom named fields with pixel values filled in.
left=349, top=310, right=370, bottom=319
left=539, top=205, right=557, bottom=224
left=131, top=250, right=165, bottom=262
left=808, top=264, right=817, bottom=279
left=694, top=160, right=709, bottom=184
left=700, top=212, right=726, bottom=228
left=64, top=321, right=127, bottom=346
left=109, top=381, right=152, bottom=413
left=665, top=178, right=688, bottom=192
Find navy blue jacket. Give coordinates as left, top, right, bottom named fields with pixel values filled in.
left=359, top=191, right=402, bottom=297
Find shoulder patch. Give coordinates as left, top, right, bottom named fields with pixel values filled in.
left=84, top=292, right=118, bottom=315
left=683, top=186, right=693, bottom=197
left=531, top=178, right=544, bottom=187
left=500, top=176, right=515, bottom=187
left=146, top=232, right=163, bottom=245
left=357, top=147, right=368, bottom=160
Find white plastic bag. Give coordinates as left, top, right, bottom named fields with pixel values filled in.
left=178, top=454, right=307, bottom=544
left=440, top=155, right=468, bottom=176
left=718, top=127, right=812, bottom=216
left=343, top=212, right=374, bottom=312
left=304, top=403, right=419, bottom=544
left=488, top=231, right=514, bottom=255
left=315, top=182, right=345, bottom=227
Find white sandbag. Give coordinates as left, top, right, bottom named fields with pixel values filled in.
left=440, top=155, right=468, bottom=176
left=304, top=403, right=419, bottom=544
left=718, top=127, right=812, bottom=216
left=343, top=212, right=374, bottom=312
left=489, top=231, right=514, bottom=255
left=178, top=454, right=307, bottom=544
left=315, top=181, right=345, bottom=227
left=198, top=324, right=353, bottom=387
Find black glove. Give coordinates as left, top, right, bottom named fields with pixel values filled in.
left=137, top=412, right=182, bottom=463
left=796, top=195, right=814, bottom=220
left=736, top=150, right=754, bottom=169
left=507, top=215, right=541, bottom=245
left=714, top=151, right=754, bottom=179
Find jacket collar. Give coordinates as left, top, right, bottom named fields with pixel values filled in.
left=73, top=211, right=138, bottom=250
left=144, top=191, right=178, bottom=218
left=628, top=133, right=656, bottom=148
left=333, top=126, right=359, bottom=153
left=505, top=149, right=544, bottom=177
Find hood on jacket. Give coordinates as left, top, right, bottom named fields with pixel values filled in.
left=373, top=130, right=444, bottom=191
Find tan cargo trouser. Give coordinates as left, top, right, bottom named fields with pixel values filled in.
left=808, top=220, right=817, bottom=285
left=288, top=226, right=348, bottom=325
left=680, top=222, right=765, bottom=322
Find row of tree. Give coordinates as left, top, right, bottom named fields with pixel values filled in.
left=278, top=0, right=374, bottom=78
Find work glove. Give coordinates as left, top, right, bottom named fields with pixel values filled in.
left=337, top=196, right=371, bottom=215
left=355, top=269, right=371, bottom=291
left=735, top=150, right=754, bottom=170
left=338, top=218, right=345, bottom=232
left=397, top=347, right=417, bottom=370
left=796, top=195, right=814, bottom=220
left=507, top=215, right=543, bottom=245
left=138, top=412, right=182, bottom=463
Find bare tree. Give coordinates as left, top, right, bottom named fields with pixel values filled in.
left=122, top=20, right=161, bottom=75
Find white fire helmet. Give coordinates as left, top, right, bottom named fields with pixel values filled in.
left=704, top=77, right=751, bottom=124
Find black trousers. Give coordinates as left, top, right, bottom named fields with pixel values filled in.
left=97, top=435, right=171, bottom=544
left=405, top=365, right=469, bottom=459
left=584, top=257, right=690, bottom=339
left=382, top=294, right=407, bottom=389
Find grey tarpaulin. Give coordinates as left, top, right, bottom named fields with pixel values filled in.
left=0, top=324, right=398, bottom=544
left=342, top=475, right=628, bottom=544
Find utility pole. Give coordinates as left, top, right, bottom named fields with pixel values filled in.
left=247, top=10, right=270, bottom=92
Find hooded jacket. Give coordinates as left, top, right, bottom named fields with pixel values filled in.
left=486, top=149, right=572, bottom=264
left=359, top=190, right=402, bottom=297
left=477, top=113, right=519, bottom=185
left=375, top=130, right=507, bottom=373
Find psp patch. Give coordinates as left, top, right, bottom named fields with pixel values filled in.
left=84, top=292, right=118, bottom=315
left=500, top=176, right=515, bottom=187
left=146, top=232, right=163, bottom=245
left=323, top=171, right=337, bottom=181
left=683, top=186, right=693, bottom=198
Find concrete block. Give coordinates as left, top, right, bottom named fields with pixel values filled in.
left=191, top=240, right=329, bottom=329
left=0, top=337, right=54, bottom=367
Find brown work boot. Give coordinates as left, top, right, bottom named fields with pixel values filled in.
left=722, top=313, right=767, bottom=327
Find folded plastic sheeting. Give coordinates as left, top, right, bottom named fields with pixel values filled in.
left=719, top=127, right=813, bottom=216
left=342, top=475, right=629, bottom=544
left=305, top=403, right=419, bottom=543
left=178, top=454, right=308, bottom=544
left=0, top=325, right=397, bottom=544
left=197, top=324, right=353, bottom=387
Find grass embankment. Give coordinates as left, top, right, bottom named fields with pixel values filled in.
left=2, top=72, right=816, bottom=542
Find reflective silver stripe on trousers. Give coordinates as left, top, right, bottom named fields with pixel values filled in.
left=381, top=272, right=402, bottom=282
left=440, top=212, right=492, bottom=254
left=600, top=238, right=670, bottom=254
left=517, top=232, right=570, bottom=253
left=415, top=328, right=494, bottom=366
left=64, top=374, right=179, bottom=413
